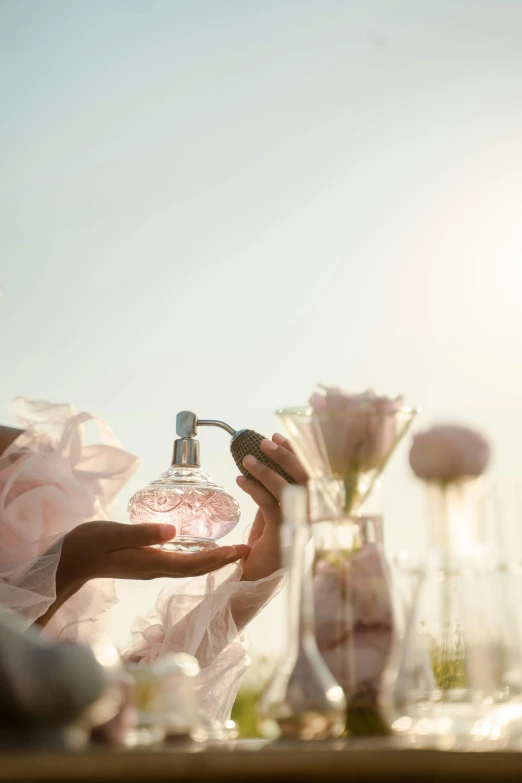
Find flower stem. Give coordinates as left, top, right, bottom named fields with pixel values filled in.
left=343, top=474, right=359, bottom=514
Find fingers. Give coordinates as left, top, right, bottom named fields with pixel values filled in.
left=243, top=512, right=265, bottom=547
left=107, top=544, right=250, bottom=580
left=242, top=444, right=307, bottom=499
left=236, top=475, right=280, bottom=526
left=242, top=454, right=286, bottom=498
left=189, top=544, right=251, bottom=576
left=272, top=432, right=294, bottom=452
left=183, top=544, right=251, bottom=575
left=103, top=522, right=176, bottom=551
left=260, top=437, right=308, bottom=484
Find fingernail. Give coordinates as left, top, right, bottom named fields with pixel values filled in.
left=236, top=475, right=247, bottom=485
left=261, top=438, right=277, bottom=452
left=243, top=455, right=257, bottom=468
left=273, top=433, right=286, bottom=443
left=159, top=524, right=176, bottom=540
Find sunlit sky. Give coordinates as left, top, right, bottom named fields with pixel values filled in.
left=1, top=0, right=522, bottom=654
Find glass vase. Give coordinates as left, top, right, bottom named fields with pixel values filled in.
left=259, top=486, right=346, bottom=741
left=384, top=479, right=522, bottom=749
left=311, top=489, right=394, bottom=735
left=276, top=401, right=416, bottom=736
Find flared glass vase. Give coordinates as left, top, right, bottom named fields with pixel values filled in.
left=277, top=404, right=416, bottom=518
left=311, top=508, right=394, bottom=735
left=276, top=403, right=416, bottom=735
left=259, top=486, right=346, bottom=741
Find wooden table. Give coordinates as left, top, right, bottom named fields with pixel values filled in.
left=1, top=740, right=522, bottom=783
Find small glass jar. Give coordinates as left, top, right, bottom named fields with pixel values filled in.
left=126, top=654, right=202, bottom=746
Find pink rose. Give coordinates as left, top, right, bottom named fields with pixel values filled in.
left=409, top=425, right=490, bottom=482
left=309, top=387, right=404, bottom=475
left=313, top=545, right=393, bottom=692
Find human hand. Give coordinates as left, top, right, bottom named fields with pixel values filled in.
left=60, top=521, right=250, bottom=586
left=236, top=433, right=307, bottom=582
left=37, top=522, right=250, bottom=627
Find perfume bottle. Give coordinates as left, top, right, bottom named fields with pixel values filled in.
left=259, top=485, right=346, bottom=740
left=128, top=412, right=240, bottom=552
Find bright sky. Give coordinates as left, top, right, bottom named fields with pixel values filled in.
left=1, top=0, right=522, bottom=656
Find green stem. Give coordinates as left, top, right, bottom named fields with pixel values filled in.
left=343, top=474, right=359, bottom=514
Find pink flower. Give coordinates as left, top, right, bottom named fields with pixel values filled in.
left=313, top=545, right=394, bottom=692
left=409, top=424, right=490, bottom=483
left=309, top=387, right=404, bottom=475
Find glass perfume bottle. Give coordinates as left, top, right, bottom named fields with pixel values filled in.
left=259, top=485, right=346, bottom=741
left=128, top=412, right=240, bottom=552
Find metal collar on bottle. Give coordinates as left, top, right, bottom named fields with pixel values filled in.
left=171, top=410, right=236, bottom=468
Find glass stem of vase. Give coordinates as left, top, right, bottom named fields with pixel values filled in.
left=426, top=479, right=484, bottom=688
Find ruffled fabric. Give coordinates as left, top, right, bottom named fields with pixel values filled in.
left=0, top=398, right=285, bottom=720
left=0, top=398, right=141, bottom=639
left=123, top=564, right=285, bottom=723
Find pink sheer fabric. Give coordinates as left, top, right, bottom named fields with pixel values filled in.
left=123, top=564, right=285, bottom=723
left=0, top=398, right=140, bottom=639
left=0, top=398, right=284, bottom=719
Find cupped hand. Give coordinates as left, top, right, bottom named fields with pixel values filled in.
left=37, top=522, right=250, bottom=627
left=60, top=521, right=250, bottom=586
left=236, top=433, right=308, bottom=582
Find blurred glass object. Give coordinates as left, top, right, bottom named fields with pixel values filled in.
left=482, top=480, right=522, bottom=569
left=384, top=479, right=522, bottom=749
left=0, top=612, right=106, bottom=748
left=276, top=402, right=416, bottom=735
left=126, top=652, right=202, bottom=746
left=259, top=486, right=346, bottom=741
left=154, top=653, right=201, bottom=740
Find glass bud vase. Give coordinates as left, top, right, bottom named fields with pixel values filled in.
left=384, top=478, right=522, bottom=749
left=259, top=486, right=346, bottom=741
left=276, top=399, right=416, bottom=737
left=311, top=488, right=394, bottom=736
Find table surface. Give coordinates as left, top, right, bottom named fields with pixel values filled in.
left=1, top=739, right=522, bottom=783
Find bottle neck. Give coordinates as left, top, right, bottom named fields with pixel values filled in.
left=172, top=437, right=200, bottom=467
left=308, top=476, right=383, bottom=522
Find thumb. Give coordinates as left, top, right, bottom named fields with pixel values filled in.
left=103, top=522, right=176, bottom=550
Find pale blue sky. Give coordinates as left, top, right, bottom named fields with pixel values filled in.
left=1, top=0, right=522, bottom=653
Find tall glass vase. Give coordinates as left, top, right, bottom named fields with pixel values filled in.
left=384, top=478, right=522, bottom=749
left=310, top=490, right=394, bottom=735
left=259, top=486, right=346, bottom=741
left=277, top=400, right=416, bottom=736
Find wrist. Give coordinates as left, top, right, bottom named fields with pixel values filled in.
left=56, top=529, right=91, bottom=595
left=35, top=532, right=89, bottom=628
left=35, top=570, right=85, bottom=629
